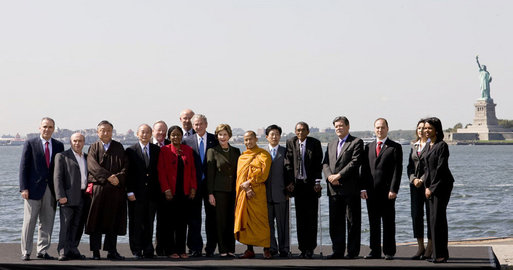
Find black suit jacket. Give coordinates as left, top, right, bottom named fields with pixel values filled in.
left=19, top=137, right=65, bottom=200
left=265, top=145, right=289, bottom=203
left=53, top=148, right=87, bottom=206
left=284, top=136, right=323, bottom=185
left=183, top=133, right=219, bottom=186
left=322, top=134, right=364, bottom=196
left=126, top=142, right=161, bottom=201
left=362, top=139, right=403, bottom=195
left=423, top=141, right=454, bottom=196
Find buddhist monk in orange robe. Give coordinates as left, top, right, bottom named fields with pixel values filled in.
left=234, top=131, right=272, bottom=259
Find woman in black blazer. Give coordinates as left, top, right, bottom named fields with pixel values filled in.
left=423, top=117, right=454, bottom=263
left=207, top=124, right=241, bottom=257
left=406, top=119, right=431, bottom=260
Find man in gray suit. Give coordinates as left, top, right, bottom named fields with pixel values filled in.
left=322, top=116, right=364, bottom=259
left=53, top=133, right=88, bottom=261
left=264, top=125, right=291, bottom=258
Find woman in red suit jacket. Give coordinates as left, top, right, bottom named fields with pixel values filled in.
left=158, top=125, right=197, bottom=259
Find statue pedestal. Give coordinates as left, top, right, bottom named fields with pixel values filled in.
left=453, top=98, right=513, bottom=141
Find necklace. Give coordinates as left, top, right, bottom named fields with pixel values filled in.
left=222, top=147, right=230, bottom=153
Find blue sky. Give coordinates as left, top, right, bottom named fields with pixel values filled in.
left=1, top=0, right=512, bottom=135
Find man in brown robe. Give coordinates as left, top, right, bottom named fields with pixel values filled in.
left=86, top=120, right=128, bottom=260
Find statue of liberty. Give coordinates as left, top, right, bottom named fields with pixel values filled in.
left=476, top=55, right=492, bottom=100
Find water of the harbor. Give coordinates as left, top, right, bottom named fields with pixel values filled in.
left=1, top=144, right=512, bottom=246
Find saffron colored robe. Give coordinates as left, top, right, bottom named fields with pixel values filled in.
left=234, top=146, right=272, bottom=247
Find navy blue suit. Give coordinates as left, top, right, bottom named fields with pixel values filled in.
left=183, top=133, right=218, bottom=254
left=19, top=137, right=65, bottom=199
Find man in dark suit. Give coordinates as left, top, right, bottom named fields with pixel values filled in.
left=183, top=114, right=218, bottom=257
left=322, top=116, right=364, bottom=259
left=180, top=108, right=196, bottom=139
left=54, top=133, right=88, bottom=261
left=284, top=121, right=323, bottom=259
left=126, top=124, right=161, bottom=259
left=151, top=120, right=169, bottom=256
left=19, top=117, right=65, bottom=261
left=361, top=118, right=403, bottom=260
left=264, top=125, right=291, bottom=258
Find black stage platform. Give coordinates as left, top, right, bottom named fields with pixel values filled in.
left=0, top=243, right=500, bottom=270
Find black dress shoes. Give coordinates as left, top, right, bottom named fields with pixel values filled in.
left=58, top=255, right=68, bottom=261
left=384, top=255, right=394, bottom=260
left=305, top=250, right=313, bottom=259
left=37, top=253, right=54, bottom=260
left=134, top=252, right=144, bottom=260
left=345, top=254, right=358, bottom=259
left=21, top=254, right=30, bottom=261
left=364, top=253, right=381, bottom=259
left=92, top=250, right=101, bottom=260
left=327, top=253, right=345, bottom=259
left=107, top=251, right=125, bottom=260
left=205, top=251, right=214, bottom=257
left=190, top=250, right=202, bottom=257
left=298, top=252, right=306, bottom=259
left=279, top=252, right=289, bottom=258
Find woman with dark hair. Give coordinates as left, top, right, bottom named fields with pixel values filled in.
left=207, top=124, right=241, bottom=257
left=406, top=119, right=431, bottom=260
left=158, top=125, right=197, bottom=259
left=423, top=117, right=454, bottom=263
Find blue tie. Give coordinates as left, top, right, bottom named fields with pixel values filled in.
left=199, top=138, right=205, bottom=163
left=271, top=148, right=276, bottom=160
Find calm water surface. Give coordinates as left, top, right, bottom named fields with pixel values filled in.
left=1, top=144, right=512, bottom=246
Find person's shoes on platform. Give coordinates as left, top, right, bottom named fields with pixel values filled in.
left=190, top=250, right=202, bottom=257
left=279, top=251, right=289, bottom=258
left=58, top=255, right=68, bottom=261
left=21, top=254, right=30, bottom=261
left=305, top=250, right=313, bottom=259
left=298, top=252, right=306, bottom=259
left=364, top=253, right=381, bottom=259
left=107, top=251, right=125, bottom=260
left=37, top=253, right=54, bottom=260
left=205, top=251, right=214, bottom=257
left=238, top=249, right=255, bottom=259
left=72, top=254, right=86, bottom=260
left=263, top=248, right=272, bottom=259
left=345, top=254, right=358, bottom=259
left=327, top=252, right=345, bottom=259
left=384, top=254, right=394, bottom=260
left=133, top=252, right=143, bottom=260
left=143, top=253, right=155, bottom=259
left=169, top=253, right=180, bottom=259
left=180, top=253, right=189, bottom=259
left=92, top=250, right=101, bottom=260
left=431, top=257, right=447, bottom=263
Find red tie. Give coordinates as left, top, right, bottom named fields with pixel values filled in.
left=376, top=141, right=383, bottom=156
left=45, top=141, right=50, bottom=168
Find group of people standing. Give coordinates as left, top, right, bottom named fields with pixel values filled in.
left=18, top=110, right=453, bottom=264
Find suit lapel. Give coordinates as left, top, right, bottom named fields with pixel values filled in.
left=336, top=137, right=351, bottom=163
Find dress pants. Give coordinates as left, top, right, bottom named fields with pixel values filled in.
left=214, top=191, right=235, bottom=254
left=329, top=193, right=361, bottom=257
left=267, top=200, right=290, bottom=254
left=366, top=192, right=396, bottom=256
left=410, top=183, right=431, bottom=239
left=429, top=183, right=452, bottom=260
left=128, top=197, right=157, bottom=256
left=57, top=193, right=85, bottom=257
left=21, top=186, right=56, bottom=256
left=161, top=196, right=188, bottom=255
left=90, top=233, right=118, bottom=252
left=293, top=181, right=318, bottom=253
left=203, top=184, right=218, bottom=254
left=187, top=188, right=203, bottom=253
